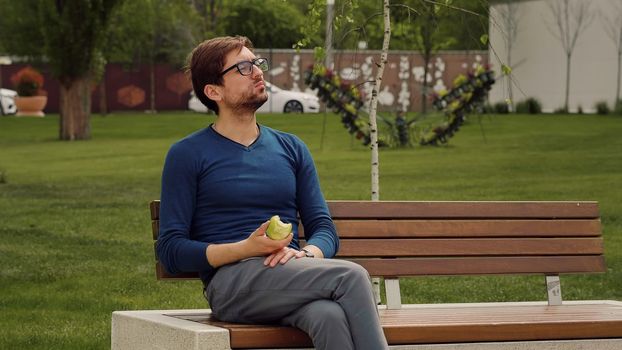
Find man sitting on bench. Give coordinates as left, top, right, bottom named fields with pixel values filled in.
left=156, top=35, right=389, bottom=350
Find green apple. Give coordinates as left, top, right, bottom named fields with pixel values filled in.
left=266, top=215, right=292, bottom=240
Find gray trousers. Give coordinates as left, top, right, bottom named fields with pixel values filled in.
left=204, top=257, right=389, bottom=350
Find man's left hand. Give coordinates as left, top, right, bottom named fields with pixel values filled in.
left=264, top=247, right=306, bottom=267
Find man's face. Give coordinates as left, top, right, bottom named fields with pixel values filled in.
left=219, top=47, right=268, bottom=114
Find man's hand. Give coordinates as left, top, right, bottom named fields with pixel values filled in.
left=243, top=221, right=293, bottom=256
left=264, top=247, right=306, bottom=267
left=206, top=221, right=292, bottom=268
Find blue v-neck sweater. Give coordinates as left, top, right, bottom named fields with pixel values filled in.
left=157, top=125, right=338, bottom=284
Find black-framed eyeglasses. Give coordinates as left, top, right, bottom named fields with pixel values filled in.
left=220, top=58, right=269, bottom=76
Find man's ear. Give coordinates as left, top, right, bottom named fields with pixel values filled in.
left=204, top=84, right=222, bottom=102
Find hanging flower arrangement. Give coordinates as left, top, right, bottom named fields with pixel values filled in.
left=304, top=66, right=374, bottom=145
left=304, top=64, right=495, bottom=148
left=422, top=64, right=495, bottom=146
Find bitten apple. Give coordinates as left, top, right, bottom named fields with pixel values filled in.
left=266, top=215, right=292, bottom=240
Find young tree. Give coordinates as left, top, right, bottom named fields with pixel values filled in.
left=602, top=2, right=622, bottom=105
left=106, top=0, right=201, bottom=113
left=410, top=2, right=449, bottom=114
left=369, top=0, right=391, bottom=201
left=496, top=2, right=521, bottom=112
left=546, top=0, right=593, bottom=112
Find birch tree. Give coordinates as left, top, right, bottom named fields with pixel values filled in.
left=369, top=0, right=390, bottom=201
left=546, top=0, right=593, bottom=112
left=602, top=2, right=622, bottom=105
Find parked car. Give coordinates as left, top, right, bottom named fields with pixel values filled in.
left=0, top=88, right=17, bottom=115
left=188, top=82, right=319, bottom=114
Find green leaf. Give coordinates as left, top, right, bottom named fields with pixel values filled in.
left=480, top=34, right=489, bottom=46
left=501, top=64, right=512, bottom=75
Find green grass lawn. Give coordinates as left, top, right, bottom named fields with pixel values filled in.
left=1, top=112, right=621, bottom=349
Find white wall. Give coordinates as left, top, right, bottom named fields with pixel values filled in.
left=489, top=0, right=621, bottom=113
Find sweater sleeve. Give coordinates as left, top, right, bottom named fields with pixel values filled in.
left=156, top=141, right=213, bottom=275
left=294, top=140, right=339, bottom=258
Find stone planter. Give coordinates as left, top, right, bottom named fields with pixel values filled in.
left=15, top=96, right=47, bottom=117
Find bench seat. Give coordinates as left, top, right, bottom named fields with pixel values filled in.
left=112, top=301, right=622, bottom=349
left=170, top=302, right=622, bottom=348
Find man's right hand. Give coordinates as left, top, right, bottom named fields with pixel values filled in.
left=206, top=221, right=293, bottom=268
left=243, top=220, right=293, bottom=256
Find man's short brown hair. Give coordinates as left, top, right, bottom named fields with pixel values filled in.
left=187, top=36, right=254, bottom=114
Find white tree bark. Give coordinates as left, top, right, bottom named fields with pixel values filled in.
left=369, top=0, right=390, bottom=202
left=369, top=0, right=391, bottom=305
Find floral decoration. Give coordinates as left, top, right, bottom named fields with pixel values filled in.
left=422, top=64, right=495, bottom=145
left=304, top=66, right=374, bottom=145
left=11, top=66, right=45, bottom=97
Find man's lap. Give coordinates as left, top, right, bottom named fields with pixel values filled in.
left=205, top=257, right=367, bottom=323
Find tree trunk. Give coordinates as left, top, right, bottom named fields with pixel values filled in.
left=99, top=78, right=108, bottom=116
left=421, top=51, right=430, bottom=114
left=565, top=53, right=571, bottom=111
left=369, top=0, right=391, bottom=305
left=59, top=76, right=91, bottom=140
left=507, top=44, right=514, bottom=113
left=150, top=62, right=156, bottom=113
left=369, top=0, right=391, bottom=202
left=616, top=50, right=621, bottom=103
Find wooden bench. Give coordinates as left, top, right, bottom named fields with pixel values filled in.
left=131, top=200, right=622, bottom=349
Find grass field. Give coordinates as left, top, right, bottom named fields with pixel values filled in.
left=1, top=112, right=621, bottom=349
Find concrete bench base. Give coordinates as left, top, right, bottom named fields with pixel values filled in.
left=111, top=301, right=622, bottom=350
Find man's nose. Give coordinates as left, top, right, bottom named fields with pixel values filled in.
left=251, top=64, right=264, bottom=79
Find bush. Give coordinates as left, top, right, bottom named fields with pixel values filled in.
left=481, top=103, right=495, bottom=114
left=595, top=101, right=610, bottom=115
left=515, top=97, right=542, bottom=114
left=493, top=101, right=509, bottom=114
left=553, top=107, right=568, bottom=114
left=614, top=99, right=622, bottom=116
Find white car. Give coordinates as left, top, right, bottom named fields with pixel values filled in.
left=188, top=82, right=320, bottom=114
left=0, top=88, right=17, bottom=115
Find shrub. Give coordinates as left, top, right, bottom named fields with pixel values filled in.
left=553, top=107, right=568, bottom=114
left=614, top=99, right=622, bottom=116
left=493, top=101, right=509, bottom=114
left=515, top=97, right=542, bottom=114
left=577, top=105, right=584, bottom=114
left=595, top=101, right=610, bottom=115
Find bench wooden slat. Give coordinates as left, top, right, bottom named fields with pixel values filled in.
left=148, top=200, right=600, bottom=221
left=174, top=303, right=622, bottom=347
left=154, top=255, right=606, bottom=280
left=351, top=255, right=606, bottom=276
left=152, top=219, right=602, bottom=241
left=327, top=201, right=600, bottom=219
left=327, top=219, right=602, bottom=238
left=335, top=238, right=604, bottom=257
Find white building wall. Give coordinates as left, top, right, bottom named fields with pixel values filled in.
left=489, top=0, right=621, bottom=113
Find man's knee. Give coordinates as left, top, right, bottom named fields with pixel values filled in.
left=339, top=261, right=372, bottom=286
left=303, top=300, right=349, bottom=331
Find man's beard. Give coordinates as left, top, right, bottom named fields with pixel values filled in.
left=226, top=89, right=268, bottom=115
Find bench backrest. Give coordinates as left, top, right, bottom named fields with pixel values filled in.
left=150, top=200, right=605, bottom=280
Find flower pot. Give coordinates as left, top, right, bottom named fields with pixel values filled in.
left=15, top=96, right=47, bottom=117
